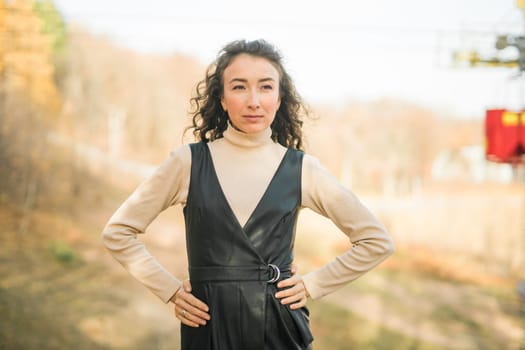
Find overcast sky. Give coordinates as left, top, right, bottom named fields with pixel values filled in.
left=53, top=0, right=524, bottom=118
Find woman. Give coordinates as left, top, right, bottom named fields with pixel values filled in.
left=102, top=39, right=394, bottom=350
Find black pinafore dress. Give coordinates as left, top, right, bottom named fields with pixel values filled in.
left=182, top=142, right=313, bottom=350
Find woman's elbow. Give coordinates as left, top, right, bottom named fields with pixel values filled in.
left=100, top=228, right=113, bottom=251
left=100, top=224, right=122, bottom=251
left=383, top=235, right=396, bottom=257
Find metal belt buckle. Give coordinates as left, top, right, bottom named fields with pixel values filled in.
left=267, top=264, right=281, bottom=283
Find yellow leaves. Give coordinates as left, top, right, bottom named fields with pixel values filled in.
left=517, top=0, right=525, bottom=13
left=1, top=0, right=61, bottom=114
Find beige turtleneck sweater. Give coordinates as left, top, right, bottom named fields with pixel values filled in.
left=101, top=125, right=394, bottom=303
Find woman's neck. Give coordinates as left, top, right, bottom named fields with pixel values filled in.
left=222, top=123, right=273, bottom=148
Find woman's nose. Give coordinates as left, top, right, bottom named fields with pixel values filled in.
left=247, top=91, right=260, bottom=109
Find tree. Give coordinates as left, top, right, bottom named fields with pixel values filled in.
left=0, top=0, right=64, bottom=232
left=32, top=0, right=68, bottom=90
left=32, top=0, right=67, bottom=54
left=1, top=0, right=61, bottom=113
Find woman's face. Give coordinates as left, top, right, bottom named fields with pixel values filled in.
left=221, top=54, right=281, bottom=134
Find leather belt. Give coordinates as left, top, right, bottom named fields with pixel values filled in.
left=189, top=265, right=291, bottom=284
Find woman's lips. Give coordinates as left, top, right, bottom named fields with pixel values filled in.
left=243, top=115, right=263, bottom=121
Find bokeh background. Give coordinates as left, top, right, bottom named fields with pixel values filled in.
left=1, top=0, right=525, bottom=349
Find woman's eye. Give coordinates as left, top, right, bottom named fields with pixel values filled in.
left=261, top=85, right=273, bottom=90
left=232, top=85, right=245, bottom=90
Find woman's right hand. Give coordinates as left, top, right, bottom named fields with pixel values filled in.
left=171, top=279, right=211, bottom=327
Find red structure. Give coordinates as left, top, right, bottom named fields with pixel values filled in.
left=485, top=109, right=525, bottom=163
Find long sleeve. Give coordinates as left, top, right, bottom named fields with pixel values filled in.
left=101, top=145, right=191, bottom=303
left=300, top=154, right=395, bottom=300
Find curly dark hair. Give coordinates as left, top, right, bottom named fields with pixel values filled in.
left=187, top=39, right=308, bottom=150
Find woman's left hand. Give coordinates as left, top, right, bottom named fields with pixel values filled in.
left=274, top=270, right=310, bottom=310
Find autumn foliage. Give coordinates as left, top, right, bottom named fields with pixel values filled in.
left=0, top=0, right=61, bottom=112
left=0, top=0, right=65, bottom=218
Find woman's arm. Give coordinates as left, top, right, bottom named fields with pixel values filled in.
left=101, top=145, right=191, bottom=303
left=300, top=154, right=395, bottom=300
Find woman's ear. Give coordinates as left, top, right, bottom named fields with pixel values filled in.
left=221, top=97, right=227, bottom=112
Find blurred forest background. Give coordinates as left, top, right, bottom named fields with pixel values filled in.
left=1, top=0, right=524, bottom=349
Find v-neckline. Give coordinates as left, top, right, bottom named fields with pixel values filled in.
left=205, top=143, right=290, bottom=233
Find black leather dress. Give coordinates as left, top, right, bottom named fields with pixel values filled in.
left=182, top=142, right=314, bottom=350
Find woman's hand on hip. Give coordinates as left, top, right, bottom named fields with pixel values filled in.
left=171, top=279, right=210, bottom=327
left=275, top=267, right=309, bottom=310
